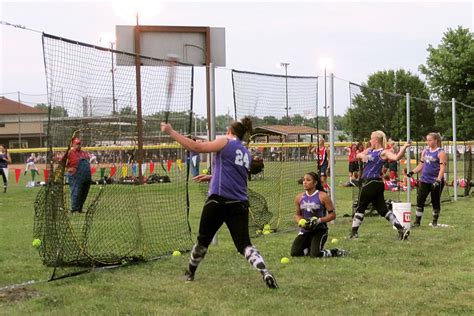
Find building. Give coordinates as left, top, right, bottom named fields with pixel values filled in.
left=0, top=97, right=47, bottom=149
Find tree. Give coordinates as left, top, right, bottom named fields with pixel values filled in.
left=344, top=69, right=433, bottom=141
left=215, top=114, right=234, bottom=133
left=419, top=26, right=474, bottom=140
left=119, top=106, right=136, bottom=116
left=35, top=103, right=68, bottom=117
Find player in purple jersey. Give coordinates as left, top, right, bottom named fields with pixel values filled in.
left=407, top=132, right=447, bottom=227
left=161, top=117, right=278, bottom=289
left=0, top=145, right=12, bottom=193
left=291, top=172, right=347, bottom=258
left=349, top=131, right=411, bottom=240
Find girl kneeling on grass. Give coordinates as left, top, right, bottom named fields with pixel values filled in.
left=291, top=172, right=347, bottom=258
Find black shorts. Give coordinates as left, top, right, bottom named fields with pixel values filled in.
left=319, top=162, right=329, bottom=176
left=349, top=161, right=359, bottom=173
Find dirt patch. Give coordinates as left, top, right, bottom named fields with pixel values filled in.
left=0, top=287, right=41, bottom=302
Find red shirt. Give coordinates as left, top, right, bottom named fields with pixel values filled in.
left=318, top=147, right=327, bottom=166
left=67, top=148, right=90, bottom=175
left=348, top=148, right=357, bottom=162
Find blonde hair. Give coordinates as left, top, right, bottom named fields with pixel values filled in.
left=371, top=130, right=387, bottom=148
left=427, top=132, right=442, bottom=147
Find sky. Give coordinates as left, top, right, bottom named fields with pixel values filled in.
left=1, top=0, right=472, bottom=117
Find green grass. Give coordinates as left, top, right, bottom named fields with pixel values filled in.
left=1, top=162, right=473, bottom=315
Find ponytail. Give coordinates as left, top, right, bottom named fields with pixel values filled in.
left=230, top=116, right=253, bottom=142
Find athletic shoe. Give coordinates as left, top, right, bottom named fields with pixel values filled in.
left=3, top=187, right=6, bottom=193
left=348, top=232, right=359, bottom=239
left=412, top=222, right=420, bottom=228
left=184, top=270, right=194, bottom=282
left=334, top=248, right=348, bottom=257
left=263, top=272, right=278, bottom=289
left=398, top=228, right=410, bottom=240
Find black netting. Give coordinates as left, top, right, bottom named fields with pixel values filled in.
left=33, top=34, right=194, bottom=268
left=232, top=70, right=319, bottom=231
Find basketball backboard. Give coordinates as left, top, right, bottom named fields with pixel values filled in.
left=115, top=25, right=226, bottom=67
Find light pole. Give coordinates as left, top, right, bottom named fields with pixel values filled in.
left=110, top=42, right=117, bottom=115
left=318, top=58, right=333, bottom=130
left=280, top=62, right=290, bottom=125
left=100, top=33, right=117, bottom=115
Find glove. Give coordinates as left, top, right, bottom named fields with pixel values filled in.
left=298, top=217, right=320, bottom=230
left=407, top=171, right=414, bottom=178
left=432, top=180, right=441, bottom=190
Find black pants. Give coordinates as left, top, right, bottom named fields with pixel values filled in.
left=291, top=228, right=328, bottom=257
left=0, top=168, right=7, bottom=186
left=355, top=179, right=388, bottom=217
left=197, top=195, right=251, bottom=254
left=417, top=181, right=444, bottom=210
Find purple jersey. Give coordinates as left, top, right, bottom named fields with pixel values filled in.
left=299, top=190, right=327, bottom=233
left=0, top=153, right=8, bottom=168
left=362, top=148, right=385, bottom=179
left=421, top=148, right=443, bottom=184
left=208, top=138, right=251, bottom=201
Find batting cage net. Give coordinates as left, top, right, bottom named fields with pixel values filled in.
left=33, top=33, right=194, bottom=270
left=232, top=70, right=319, bottom=233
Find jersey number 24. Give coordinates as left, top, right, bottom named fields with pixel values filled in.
left=235, top=149, right=250, bottom=170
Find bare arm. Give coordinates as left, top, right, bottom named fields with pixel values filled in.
left=411, top=162, right=424, bottom=174
left=6, top=153, right=12, bottom=164
left=410, top=149, right=426, bottom=175
left=356, top=148, right=370, bottom=160
left=161, top=122, right=228, bottom=153
left=438, top=151, right=447, bottom=181
left=193, top=174, right=212, bottom=183
left=319, top=192, right=336, bottom=223
left=294, top=193, right=303, bottom=224
left=382, top=143, right=410, bottom=161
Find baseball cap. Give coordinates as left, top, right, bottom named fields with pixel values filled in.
left=72, top=137, right=81, bottom=145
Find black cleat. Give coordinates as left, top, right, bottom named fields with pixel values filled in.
left=184, top=270, right=194, bottom=282
left=263, top=272, right=278, bottom=289
left=412, top=222, right=420, bottom=228
left=398, top=228, right=410, bottom=240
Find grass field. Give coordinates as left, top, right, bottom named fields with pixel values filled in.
left=0, top=159, right=473, bottom=315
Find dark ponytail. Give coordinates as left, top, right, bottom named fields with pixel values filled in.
left=306, top=172, right=324, bottom=191
left=230, top=116, right=253, bottom=142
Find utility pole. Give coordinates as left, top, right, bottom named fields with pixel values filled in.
left=280, top=62, right=290, bottom=125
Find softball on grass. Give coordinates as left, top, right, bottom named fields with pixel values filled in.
left=298, top=218, right=308, bottom=227
left=262, top=230, right=271, bottom=235
left=172, top=250, right=181, bottom=257
left=280, top=257, right=290, bottom=264
left=263, top=224, right=271, bottom=231
left=32, top=238, right=42, bottom=248
left=331, top=238, right=339, bottom=244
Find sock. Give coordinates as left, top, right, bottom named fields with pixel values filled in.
left=322, top=249, right=332, bottom=257
left=385, top=210, right=403, bottom=230
left=352, top=212, right=364, bottom=230
left=244, top=246, right=268, bottom=275
left=415, top=207, right=424, bottom=223
left=188, top=243, right=207, bottom=275
left=432, top=209, right=440, bottom=225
